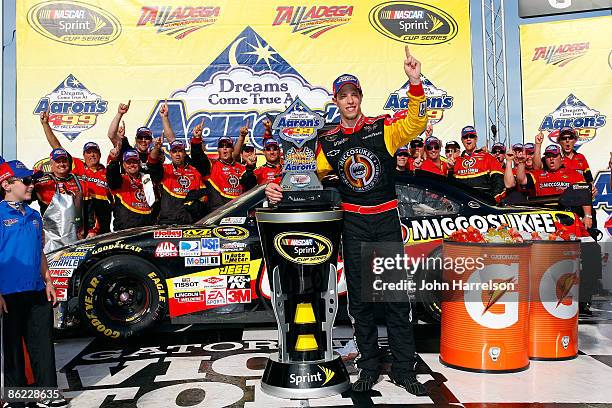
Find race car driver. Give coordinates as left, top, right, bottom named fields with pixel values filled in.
left=516, top=144, right=592, bottom=229
left=106, top=148, right=153, bottom=230
left=452, top=126, right=505, bottom=202
left=266, top=46, right=428, bottom=396
left=190, top=120, right=250, bottom=211
left=40, top=111, right=111, bottom=234
left=420, top=136, right=448, bottom=176
left=148, top=137, right=205, bottom=225
left=241, top=131, right=282, bottom=191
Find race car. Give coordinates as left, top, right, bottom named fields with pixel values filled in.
left=48, top=171, right=589, bottom=339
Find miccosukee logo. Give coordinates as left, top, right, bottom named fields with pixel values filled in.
left=27, top=0, right=121, bottom=46
left=369, top=1, right=458, bottom=45
left=272, top=5, right=354, bottom=39
left=137, top=6, right=221, bottom=39
left=532, top=42, right=589, bottom=67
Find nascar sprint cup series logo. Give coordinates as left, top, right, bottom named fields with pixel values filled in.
left=384, top=74, right=454, bottom=125
left=137, top=6, right=221, bottom=39
left=540, top=94, right=606, bottom=148
left=33, top=74, right=108, bottom=140
left=27, top=0, right=121, bottom=46
left=272, top=5, right=354, bottom=38
left=369, top=1, right=458, bottom=45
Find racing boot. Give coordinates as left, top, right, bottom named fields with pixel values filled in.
left=351, top=371, right=380, bottom=392
left=389, top=373, right=428, bottom=396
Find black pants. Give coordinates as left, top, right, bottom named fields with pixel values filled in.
left=1, top=290, right=57, bottom=388
left=342, top=209, right=416, bottom=377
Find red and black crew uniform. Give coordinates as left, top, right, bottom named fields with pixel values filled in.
left=106, top=150, right=153, bottom=230
left=148, top=140, right=205, bottom=225
left=72, top=142, right=112, bottom=234
left=452, top=126, right=505, bottom=202
left=317, top=77, right=427, bottom=383
left=191, top=135, right=246, bottom=211
left=420, top=136, right=449, bottom=176
left=240, top=138, right=283, bottom=190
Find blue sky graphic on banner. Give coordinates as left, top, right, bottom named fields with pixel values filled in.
left=144, top=26, right=337, bottom=152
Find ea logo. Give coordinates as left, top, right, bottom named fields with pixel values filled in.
left=462, top=157, right=476, bottom=168
left=178, top=175, right=191, bottom=189
left=228, top=174, right=239, bottom=188
left=338, top=148, right=381, bottom=192
left=464, top=263, right=519, bottom=329
left=539, top=259, right=579, bottom=319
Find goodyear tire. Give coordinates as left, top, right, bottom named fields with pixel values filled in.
left=78, top=256, right=167, bottom=339
left=415, top=247, right=442, bottom=323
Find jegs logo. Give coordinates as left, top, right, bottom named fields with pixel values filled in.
left=27, top=1, right=121, bottom=46
left=540, top=94, right=606, bottom=149
left=137, top=6, right=221, bottom=40
left=532, top=42, right=589, bottom=67
left=272, top=6, right=353, bottom=39
left=33, top=74, right=108, bottom=140
left=142, top=27, right=338, bottom=153
left=383, top=75, right=454, bottom=126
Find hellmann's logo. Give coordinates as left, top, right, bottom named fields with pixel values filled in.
left=274, top=232, right=333, bottom=265
left=289, top=366, right=335, bottom=386
left=27, top=1, right=121, bottom=46
left=369, top=1, right=458, bottom=45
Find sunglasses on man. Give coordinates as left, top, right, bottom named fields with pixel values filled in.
left=9, top=176, right=34, bottom=186
left=426, top=144, right=440, bottom=151
left=265, top=146, right=279, bottom=152
left=411, top=143, right=424, bottom=148
left=445, top=149, right=456, bottom=154
left=461, top=134, right=477, bottom=140
left=491, top=149, right=505, bottom=155
left=558, top=136, right=577, bottom=142
left=136, top=134, right=153, bottom=140
left=397, top=152, right=410, bottom=157
left=218, top=143, right=233, bottom=149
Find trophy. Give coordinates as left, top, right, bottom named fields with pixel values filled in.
left=256, top=98, right=350, bottom=399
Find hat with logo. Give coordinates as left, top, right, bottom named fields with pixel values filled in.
left=409, top=137, right=424, bottom=148
left=559, top=127, right=576, bottom=138
left=461, top=125, right=477, bottom=137
left=217, top=136, right=234, bottom=147
left=425, top=136, right=441, bottom=147
left=445, top=141, right=460, bottom=149
left=241, top=143, right=255, bottom=152
left=396, top=146, right=409, bottom=155
left=264, top=138, right=279, bottom=148
left=491, top=142, right=506, bottom=153
left=83, top=141, right=100, bottom=153
left=50, top=147, right=69, bottom=161
left=524, top=143, right=535, bottom=154
left=544, top=145, right=561, bottom=156
left=169, top=140, right=185, bottom=151
left=512, top=143, right=524, bottom=151
left=136, top=127, right=153, bottom=139
left=123, top=149, right=140, bottom=162
left=332, top=74, right=362, bottom=96
left=0, top=160, right=39, bottom=183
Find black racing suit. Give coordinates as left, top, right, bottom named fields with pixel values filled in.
left=317, top=82, right=427, bottom=377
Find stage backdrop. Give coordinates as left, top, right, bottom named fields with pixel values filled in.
left=16, top=0, right=474, bottom=166
left=520, top=15, right=612, bottom=248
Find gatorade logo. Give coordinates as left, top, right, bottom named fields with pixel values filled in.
left=464, top=263, right=519, bottom=329
left=539, top=259, right=579, bottom=319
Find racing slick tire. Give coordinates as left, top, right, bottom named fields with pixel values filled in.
left=415, top=247, right=443, bottom=323
left=78, top=255, right=168, bottom=339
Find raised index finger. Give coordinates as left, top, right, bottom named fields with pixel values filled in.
left=126, top=99, right=131, bottom=108
left=405, top=45, right=411, bottom=58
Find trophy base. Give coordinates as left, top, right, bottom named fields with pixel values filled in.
left=260, top=353, right=350, bottom=399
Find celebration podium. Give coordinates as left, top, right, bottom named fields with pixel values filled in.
left=256, top=99, right=350, bottom=399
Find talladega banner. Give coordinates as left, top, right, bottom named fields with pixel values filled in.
left=16, top=0, right=474, bottom=165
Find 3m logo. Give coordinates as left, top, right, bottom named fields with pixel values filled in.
left=227, top=289, right=251, bottom=303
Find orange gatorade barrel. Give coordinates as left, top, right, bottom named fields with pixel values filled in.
left=529, top=240, right=580, bottom=360
left=440, top=241, right=531, bottom=373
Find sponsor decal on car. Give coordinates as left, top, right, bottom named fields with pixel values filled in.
left=201, top=238, right=221, bottom=254
left=219, top=264, right=251, bottom=275
left=182, top=228, right=213, bottom=238
left=221, top=241, right=248, bottom=251
left=154, top=229, right=182, bottom=239
left=272, top=5, right=353, bottom=39
left=179, top=241, right=201, bottom=257
left=273, top=232, right=333, bottom=265
left=172, top=277, right=204, bottom=292
left=369, top=1, right=458, bottom=45
left=27, top=1, right=122, bottom=46
left=55, top=287, right=68, bottom=302
left=227, top=289, right=251, bottom=304
left=155, top=242, right=178, bottom=258
left=174, top=291, right=205, bottom=303
left=48, top=257, right=80, bottom=269
left=219, top=217, right=246, bottom=225
left=52, top=277, right=70, bottom=287
left=91, top=241, right=143, bottom=255
left=49, top=269, right=73, bottom=278
left=222, top=252, right=250, bottom=265
left=227, top=275, right=250, bottom=289
left=33, top=74, right=108, bottom=141
left=206, top=289, right=227, bottom=305
left=185, top=255, right=221, bottom=267
left=137, top=5, right=221, bottom=39
left=201, top=276, right=227, bottom=289
left=213, top=226, right=249, bottom=241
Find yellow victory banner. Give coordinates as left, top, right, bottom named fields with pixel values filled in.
left=16, top=0, right=473, bottom=166
left=520, top=16, right=612, bottom=235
